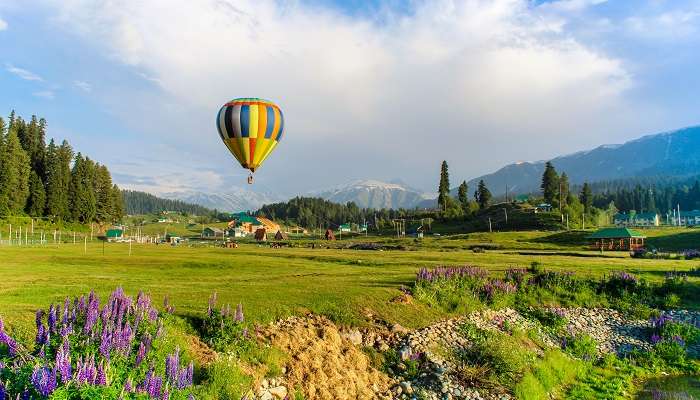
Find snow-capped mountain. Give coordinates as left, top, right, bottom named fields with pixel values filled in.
left=162, top=188, right=284, bottom=213
left=309, top=179, right=435, bottom=209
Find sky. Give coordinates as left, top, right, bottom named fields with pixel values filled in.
left=0, top=0, right=699, bottom=196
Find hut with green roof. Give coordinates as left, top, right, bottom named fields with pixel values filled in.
left=586, top=227, right=646, bottom=251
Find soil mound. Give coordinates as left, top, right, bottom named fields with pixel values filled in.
left=266, top=315, right=393, bottom=399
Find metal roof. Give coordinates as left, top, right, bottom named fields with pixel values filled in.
left=586, top=227, right=646, bottom=239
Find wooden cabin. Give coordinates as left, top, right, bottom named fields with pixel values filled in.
left=586, top=227, right=646, bottom=251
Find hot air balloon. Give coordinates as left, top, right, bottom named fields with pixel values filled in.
left=216, top=98, right=284, bottom=184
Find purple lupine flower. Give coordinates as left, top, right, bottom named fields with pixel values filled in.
left=0, top=381, right=5, bottom=400
left=124, top=377, right=133, bottom=393
left=136, top=341, right=147, bottom=366
left=0, top=317, right=18, bottom=357
left=504, top=268, right=527, bottom=286
left=31, top=366, right=57, bottom=396
left=165, top=347, right=180, bottom=383
left=97, top=361, right=107, bottom=385
left=162, top=390, right=170, bottom=400
left=48, top=304, right=57, bottom=333
left=672, top=335, right=686, bottom=347
left=99, top=328, right=112, bottom=359
left=55, top=340, right=72, bottom=383
left=650, top=334, right=662, bottom=344
left=188, top=395, right=195, bottom=400
left=207, top=292, right=217, bottom=316
left=234, top=303, right=244, bottom=322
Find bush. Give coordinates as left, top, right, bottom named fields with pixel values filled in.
left=521, top=308, right=567, bottom=332
left=457, top=324, right=533, bottom=385
left=561, top=333, right=597, bottom=362
left=201, top=292, right=250, bottom=353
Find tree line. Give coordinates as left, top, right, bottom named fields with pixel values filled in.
left=437, top=160, right=492, bottom=218
left=0, top=111, right=123, bottom=223
left=256, top=196, right=416, bottom=229
left=122, top=190, right=215, bottom=216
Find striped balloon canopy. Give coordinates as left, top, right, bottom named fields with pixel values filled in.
left=216, top=98, right=284, bottom=174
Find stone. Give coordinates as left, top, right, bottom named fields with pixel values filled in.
left=268, top=386, right=288, bottom=399
left=259, top=391, right=274, bottom=400
left=400, top=381, right=413, bottom=394
left=343, top=329, right=363, bottom=345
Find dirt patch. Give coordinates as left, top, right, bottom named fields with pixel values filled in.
left=186, top=334, right=218, bottom=365
left=265, top=315, right=394, bottom=399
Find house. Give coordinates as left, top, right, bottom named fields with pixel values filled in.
left=165, top=234, right=181, bottom=244
left=669, top=210, right=700, bottom=226
left=105, top=229, right=124, bottom=242
left=226, top=227, right=247, bottom=238
left=325, top=229, right=336, bottom=241
left=231, top=213, right=264, bottom=233
left=614, top=212, right=660, bottom=227
left=534, top=203, right=553, bottom=213
left=256, top=217, right=280, bottom=233
left=586, top=227, right=646, bottom=251
left=254, top=228, right=267, bottom=241
left=202, top=227, right=225, bottom=238
left=274, top=230, right=289, bottom=240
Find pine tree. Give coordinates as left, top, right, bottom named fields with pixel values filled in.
left=457, top=181, right=469, bottom=212
left=475, top=180, right=492, bottom=209
left=45, top=139, right=73, bottom=220
left=541, top=161, right=559, bottom=205
left=437, top=161, right=450, bottom=211
left=559, top=172, right=570, bottom=209
left=94, top=164, right=115, bottom=222
left=26, top=171, right=46, bottom=216
left=0, top=126, right=31, bottom=214
left=69, top=153, right=96, bottom=222
left=580, top=182, right=593, bottom=214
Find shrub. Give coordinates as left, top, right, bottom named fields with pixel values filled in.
left=561, top=333, right=597, bottom=362
left=521, top=308, right=567, bottom=332
left=457, top=324, right=532, bottom=385
left=0, top=288, right=195, bottom=399
left=201, top=292, right=249, bottom=354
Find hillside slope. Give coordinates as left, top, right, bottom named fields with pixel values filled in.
left=467, top=126, right=700, bottom=196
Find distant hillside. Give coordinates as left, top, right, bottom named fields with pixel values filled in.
left=122, top=190, right=214, bottom=215
left=310, top=179, right=435, bottom=209
left=466, top=126, right=700, bottom=196
left=162, top=189, right=283, bottom=213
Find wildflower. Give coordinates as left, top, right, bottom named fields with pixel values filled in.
left=207, top=292, right=217, bottom=316
left=165, top=347, right=180, bottom=383
left=235, top=303, right=244, bottom=322
left=136, top=341, right=147, bottom=366
left=672, top=335, right=686, bottom=347
left=31, top=366, right=57, bottom=396
left=650, top=334, right=662, bottom=344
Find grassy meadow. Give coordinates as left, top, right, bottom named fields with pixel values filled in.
left=1, top=227, right=698, bottom=339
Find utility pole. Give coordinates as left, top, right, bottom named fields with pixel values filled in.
left=504, top=208, right=508, bottom=224
left=84, top=236, right=87, bottom=254
left=566, top=214, right=569, bottom=230
left=488, top=217, right=492, bottom=233
left=582, top=213, right=585, bottom=230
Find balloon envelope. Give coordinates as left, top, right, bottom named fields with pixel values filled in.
left=216, top=98, right=284, bottom=172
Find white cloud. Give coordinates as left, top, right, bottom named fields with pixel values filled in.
left=625, top=10, right=700, bottom=40
left=33, top=90, right=55, bottom=99
left=73, top=80, right=92, bottom=92
left=5, top=63, right=43, bottom=81
left=0, top=17, right=7, bottom=31
left=44, top=0, right=639, bottom=192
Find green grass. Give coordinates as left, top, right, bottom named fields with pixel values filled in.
left=1, top=230, right=698, bottom=336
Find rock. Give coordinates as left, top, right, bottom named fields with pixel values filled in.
left=268, top=386, right=288, bottom=399
left=400, top=381, right=413, bottom=394
left=343, top=329, right=363, bottom=345
left=392, top=323, right=409, bottom=334
left=259, top=391, right=274, bottom=400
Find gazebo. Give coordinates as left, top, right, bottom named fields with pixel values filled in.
left=586, top=227, right=646, bottom=251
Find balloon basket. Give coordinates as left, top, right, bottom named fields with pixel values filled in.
left=247, top=174, right=254, bottom=185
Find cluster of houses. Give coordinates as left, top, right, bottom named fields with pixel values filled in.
left=613, top=210, right=700, bottom=227
left=201, top=213, right=300, bottom=242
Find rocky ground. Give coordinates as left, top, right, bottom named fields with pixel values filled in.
left=248, top=309, right=700, bottom=400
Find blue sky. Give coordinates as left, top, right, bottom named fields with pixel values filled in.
left=1, top=0, right=699, bottom=195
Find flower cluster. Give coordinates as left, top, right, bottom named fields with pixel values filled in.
left=504, top=268, right=527, bottom=287
left=680, top=249, right=700, bottom=259
left=416, top=266, right=488, bottom=284
left=481, top=280, right=516, bottom=301
left=201, top=292, right=248, bottom=352
left=612, top=271, right=638, bottom=284
left=0, top=288, right=195, bottom=399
